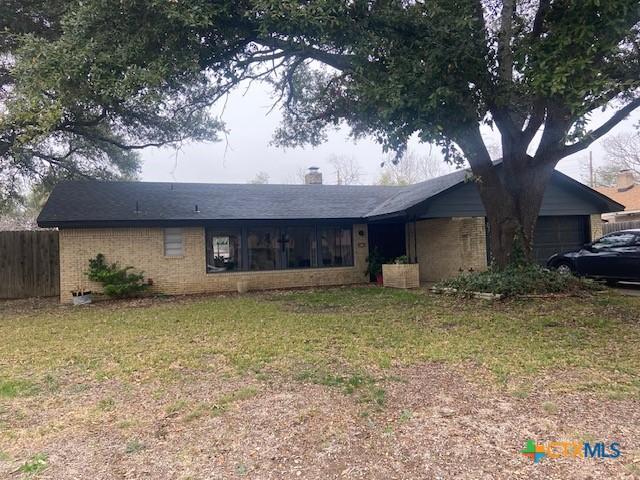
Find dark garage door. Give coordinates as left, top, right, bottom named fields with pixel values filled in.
left=532, top=215, right=590, bottom=265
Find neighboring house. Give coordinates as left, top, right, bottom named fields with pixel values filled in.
left=38, top=165, right=622, bottom=303
left=595, top=170, right=640, bottom=223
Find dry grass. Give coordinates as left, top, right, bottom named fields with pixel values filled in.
left=0, top=286, right=638, bottom=478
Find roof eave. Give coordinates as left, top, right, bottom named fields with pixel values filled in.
left=364, top=211, right=408, bottom=222
left=37, top=217, right=368, bottom=229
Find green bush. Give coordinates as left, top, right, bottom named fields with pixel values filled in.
left=87, top=254, right=149, bottom=298
left=393, top=255, right=409, bottom=264
left=437, top=263, right=597, bottom=297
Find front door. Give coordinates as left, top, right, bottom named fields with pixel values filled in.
left=367, top=222, right=407, bottom=279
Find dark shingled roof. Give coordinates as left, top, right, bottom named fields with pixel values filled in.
left=37, top=165, right=623, bottom=227
left=365, top=168, right=471, bottom=218
left=37, top=181, right=403, bottom=226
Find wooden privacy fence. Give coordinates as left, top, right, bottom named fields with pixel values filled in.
left=0, top=231, right=59, bottom=299
left=603, top=220, right=640, bottom=235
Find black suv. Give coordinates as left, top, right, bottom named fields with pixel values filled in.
left=547, top=229, right=640, bottom=284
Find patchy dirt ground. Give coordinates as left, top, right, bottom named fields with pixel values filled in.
left=1, top=364, right=638, bottom=479
left=1, top=289, right=639, bottom=478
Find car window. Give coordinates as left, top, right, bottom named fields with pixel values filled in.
left=592, top=233, right=637, bottom=249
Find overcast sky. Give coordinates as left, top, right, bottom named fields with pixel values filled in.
left=140, top=83, right=640, bottom=186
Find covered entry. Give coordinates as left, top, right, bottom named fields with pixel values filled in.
left=367, top=221, right=407, bottom=263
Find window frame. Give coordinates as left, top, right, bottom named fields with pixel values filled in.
left=163, top=228, right=184, bottom=257
left=246, top=226, right=280, bottom=271
left=279, top=225, right=319, bottom=270
left=204, top=223, right=354, bottom=274
left=318, top=225, right=354, bottom=268
left=205, top=228, right=242, bottom=273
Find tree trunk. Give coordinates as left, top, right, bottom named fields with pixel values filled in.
left=455, top=123, right=562, bottom=269
left=472, top=155, right=557, bottom=268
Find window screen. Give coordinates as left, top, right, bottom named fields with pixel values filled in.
left=206, top=229, right=241, bottom=273
left=247, top=228, right=278, bottom=271
left=164, top=228, right=184, bottom=256
left=203, top=224, right=354, bottom=272
left=319, top=227, right=353, bottom=267
left=281, top=226, right=318, bottom=268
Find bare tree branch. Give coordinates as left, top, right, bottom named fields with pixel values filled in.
left=561, top=98, right=640, bottom=157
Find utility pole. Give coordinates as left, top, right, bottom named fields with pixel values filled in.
left=589, top=150, right=594, bottom=187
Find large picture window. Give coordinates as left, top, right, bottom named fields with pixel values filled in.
left=206, top=229, right=241, bottom=273
left=281, top=226, right=318, bottom=269
left=319, top=227, right=353, bottom=267
left=247, top=228, right=278, bottom=271
left=205, top=224, right=353, bottom=273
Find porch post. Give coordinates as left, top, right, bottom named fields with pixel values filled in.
left=413, top=217, right=418, bottom=264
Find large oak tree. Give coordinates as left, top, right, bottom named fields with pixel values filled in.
left=2, top=0, right=639, bottom=265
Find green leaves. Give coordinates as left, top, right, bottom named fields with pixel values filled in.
left=1, top=0, right=227, bottom=207
left=87, top=253, right=148, bottom=298
left=2, top=0, right=639, bottom=211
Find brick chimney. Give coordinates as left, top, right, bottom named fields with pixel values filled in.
left=616, top=169, right=635, bottom=192
left=304, top=166, right=323, bottom=185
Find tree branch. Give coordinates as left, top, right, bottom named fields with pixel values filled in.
left=521, top=98, right=546, bottom=145
left=534, top=103, right=572, bottom=163
left=453, top=123, right=494, bottom=174
left=531, top=0, right=551, bottom=40
left=62, top=127, right=178, bottom=150
left=561, top=98, right=640, bottom=157
left=25, top=148, right=93, bottom=179
left=235, top=49, right=290, bottom=68
left=497, top=0, right=515, bottom=85
left=255, top=36, right=354, bottom=71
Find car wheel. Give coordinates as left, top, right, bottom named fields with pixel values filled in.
left=556, top=262, right=574, bottom=276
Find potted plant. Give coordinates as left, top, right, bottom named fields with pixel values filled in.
left=71, top=288, right=93, bottom=305
left=382, top=256, right=420, bottom=289
left=366, top=247, right=384, bottom=285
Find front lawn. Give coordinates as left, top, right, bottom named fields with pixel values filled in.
left=0, top=287, right=639, bottom=478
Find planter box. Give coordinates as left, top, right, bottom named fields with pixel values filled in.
left=72, top=293, right=93, bottom=305
left=382, top=264, right=420, bottom=289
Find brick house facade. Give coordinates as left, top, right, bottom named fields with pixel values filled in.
left=59, top=225, right=369, bottom=303
left=39, top=164, right=621, bottom=303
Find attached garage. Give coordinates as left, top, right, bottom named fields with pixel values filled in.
left=375, top=163, right=620, bottom=281
left=532, top=216, right=590, bottom=265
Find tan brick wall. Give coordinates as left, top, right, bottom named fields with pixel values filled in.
left=382, top=264, right=420, bottom=289
left=59, top=224, right=369, bottom=303
left=590, top=213, right=603, bottom=240
left=409, top=217, right=488, bottom=282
